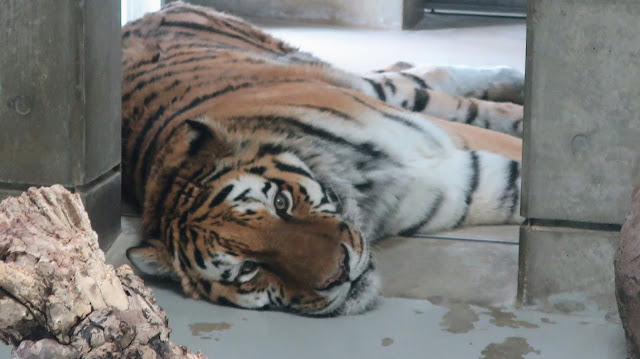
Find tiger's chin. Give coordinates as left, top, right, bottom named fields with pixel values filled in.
left=332, top=265, right=381, bottom=316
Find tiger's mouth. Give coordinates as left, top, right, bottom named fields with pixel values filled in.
left=311, top=259, right=380, bottom=317
left=319, top=245, right=351, bottom=291
left=335, top=262, right=380, bottom=316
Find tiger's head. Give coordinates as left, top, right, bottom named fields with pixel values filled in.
left=127, top=116, right=380, bottom=316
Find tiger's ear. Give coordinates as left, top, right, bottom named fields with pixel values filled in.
left=184, top=116, right=235, bottom=158
left=126, top=239, right=179, bottom=281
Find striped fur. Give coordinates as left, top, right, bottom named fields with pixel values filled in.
left=123, top=2, right=523, bottom=316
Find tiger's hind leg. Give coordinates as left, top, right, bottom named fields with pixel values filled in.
left=359, top=64, right=525, bottom=137
left=375, top=63, right=525, bottom=105
left=386, top=149, right=522, bottom=237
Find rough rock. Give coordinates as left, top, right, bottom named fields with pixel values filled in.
left=0, top=185, right=207, bottom=359
left=616, top=184, right=640, bottom=359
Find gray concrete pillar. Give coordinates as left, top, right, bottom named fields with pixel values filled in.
left=0, top=1, right=122, bottom=250
left=519, top=0, right=640, bottom=314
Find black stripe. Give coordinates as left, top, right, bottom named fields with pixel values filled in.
left=237, top=286, right=258, bottom=295
left=199, top=279, right=212, bottom=295
left=274, top=161, right=313, bottom=179
left=201, top=167, right=233, bottom=184
left=233, top=188, right=252, bottom=201
left=182, top=190, right=213, bottom=223
left=412, top=89, right=430, bottom=112
left=240, top=115, right=390, bottom=160
left=178, top=246, right=192, bottom=269
left=398, top=193, right=444, bottom=237
left=501, top=161, right=520, bottom=217
left=128, top=52, right=160, bottom=72
left=383, top=78, right=397, bottom=94
left=261, top=182, right=272, bottom=196
left=125, top=64, right=168, bottom=83
left=465, top=101, right=479, bottom=124
left=193, top=246, right=207, bottom=270
left=346, top=94, right=422, bottom=131
left=190, top=165, right=214, bottom=183
left=266, top=290, right=277, bottom=307
left=363, top=78, right=387, bottom=101
left=512, top=119, right=523, bottom=133
left=209, top=184, right=235, bottom=208
left=170, top=54, right=220, bottom=67
left=399, top=72, right=430, bottom=89
left=143, top=92, right=158, bottom=106
left=354, top=181, right=374, bottom=192
left=172, top=30, right=198, bottom=38
left=257, top=143, right=288, bottom=157
left=284, top=104, right=356, bottom=122
left=454, top=151, right=480, bottom=228
left=177, top=180, right=200, bottom=208
left=247, top=166, right=267, bottom=175
left=162, top=41, right=242, bottom=53
left=166, top=228, right=175, bottom=259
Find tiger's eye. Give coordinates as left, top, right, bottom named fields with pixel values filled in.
left=240, top=260, right=257, bottom=274
left=274, top=192, right=288, bottom=211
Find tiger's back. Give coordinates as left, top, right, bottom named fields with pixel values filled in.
left=122, top=4, right=297, bottom=201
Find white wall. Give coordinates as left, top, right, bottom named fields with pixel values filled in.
left=121, top=0, right=162, bottom=25
left=181, top=0, right=415, bottom=29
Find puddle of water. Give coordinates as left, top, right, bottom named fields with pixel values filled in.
left=189, top=322, right=233, bottom=336
left=441, top=303, right=480, bottom=334
left=429, top=297, right=480, bottom=334
left=485, top=307, right=539, bottom=329
left=429, top=298, right=540, bottom=334
left=381, top=337, right=394, bottom=346
left=480, top=337, right=541, bottom=359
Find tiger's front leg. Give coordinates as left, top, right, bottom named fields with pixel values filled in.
left=361, top=65, right=524, bottom=137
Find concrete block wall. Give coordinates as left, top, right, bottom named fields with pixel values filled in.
left=0, top=1, right=122, bottom=250
left=170, top=0, right=424, bottom=29
left=519, top=0, right=640, bottom=314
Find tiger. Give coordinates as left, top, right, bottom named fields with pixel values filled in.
left=122, top=1, right=524, bottom=316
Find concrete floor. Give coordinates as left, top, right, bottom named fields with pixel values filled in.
left=1, top=13, right=626, bottom=359
left=260, top=13, right=526, bottom=73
